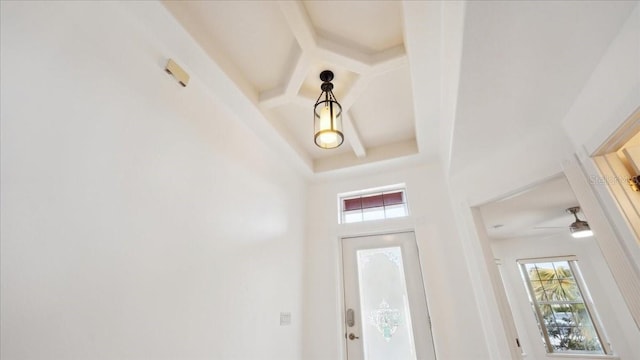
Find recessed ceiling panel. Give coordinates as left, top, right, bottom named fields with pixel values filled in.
left=350, top=66, right=415, bottom=148
left=303, top=1, right=403, bottom=54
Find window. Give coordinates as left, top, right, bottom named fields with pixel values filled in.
left=339, top=185, right=408, bottom=224
left=518, top=257, right=610, bottom=355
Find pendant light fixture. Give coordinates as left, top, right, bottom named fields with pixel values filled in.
left=314, top=70, right=344, bottom=149
left=567, top=206, right=593, bottom=238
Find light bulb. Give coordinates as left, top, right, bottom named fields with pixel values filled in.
left=320, top=106, right=333, bottom=131
left=319, top=132, right=337, bottom=144
left=571, top=229, right=593, bottom=238
left=318, top=106, right=337, bottom=145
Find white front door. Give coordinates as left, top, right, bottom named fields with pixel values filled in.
left=342, top=232, right=436, bottom=360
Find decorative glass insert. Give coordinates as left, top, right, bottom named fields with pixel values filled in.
left=518, top=258, right=609, bottom=355
left=370, top=300, right=401, bottom=342
left=357, top=246, right=417, bottom=360
left=339, top=185, right=408, bottom=224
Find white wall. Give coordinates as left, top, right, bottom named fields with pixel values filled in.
left=0, top=2, right=306, bottom=359
left=559, top=3, right=640, bottom=328
left=561, top=2, right=640, bottom=269
left=303, top=162, right=492, bottom=360
left=562, top=3, right=639, bottom=156
left=492, top=233, right=640, bottom=360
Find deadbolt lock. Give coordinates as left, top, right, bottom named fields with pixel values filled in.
left=346, top=308, right=355, bottom=327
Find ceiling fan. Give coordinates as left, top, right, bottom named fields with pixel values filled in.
left=533, top=206, right=593, bottom=238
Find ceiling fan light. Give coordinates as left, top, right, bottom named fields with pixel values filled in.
left=570, top=220, right=593, bottom=238
left=567, top=206, right=593, bottom=238
left=571, top=229, right=594, bottom=238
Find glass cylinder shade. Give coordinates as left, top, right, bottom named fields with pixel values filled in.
left=314, top=99, right=343, bottom=149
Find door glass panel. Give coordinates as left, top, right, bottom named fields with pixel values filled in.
left=356, top=246, right=417, bottom=360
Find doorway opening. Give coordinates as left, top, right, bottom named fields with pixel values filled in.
left=592, top=108, right=640, bottom=246
left=473, top=174, right=640, bottom=358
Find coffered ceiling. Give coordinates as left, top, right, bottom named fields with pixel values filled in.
left=162, top=0, right=636, bottom=176
left=163, top=0, right=444, bottom=174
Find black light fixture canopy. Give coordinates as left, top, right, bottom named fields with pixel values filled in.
left=567, top=206, right=593, bottom=238
left=314, top=70, right=344, bottom=149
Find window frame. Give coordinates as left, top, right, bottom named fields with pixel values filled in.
left=517, top=256, right=612, bottom=356
left=337, top=184, right=409, bottom=224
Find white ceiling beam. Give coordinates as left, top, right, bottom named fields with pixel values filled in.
left=344, top=111, right=366, bottom=158
left=293, top=90, right=316, bottom=108
left=334, top=75, right=368, bottom=158
left=315, top=37, right=371, bottom=74
left=258, top=85, right=287, bottom=109
left=285, top=51, right=311, bottom=97
left=370, top=45, right=408, bottom=75
left=278, top=1, right=317, bottom=52
left=339, top=75, right=369, bottom=110
left=259, top=50, right=311, bottom=109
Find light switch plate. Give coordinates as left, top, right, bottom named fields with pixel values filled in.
left=280, top=312, right=291, bottom=326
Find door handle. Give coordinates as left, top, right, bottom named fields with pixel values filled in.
left=348, top=333, right=360, bottom=340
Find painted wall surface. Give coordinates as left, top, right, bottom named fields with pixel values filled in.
left=0, top=2, right=306, bottom=359
left=492, top=233, right=640, bottom=360
left=558, top=3, right=640, bottom=327
left=303, top=162, right=492, bottom=360
left=562, top=3, right=639, bottom=156
left=564, top=2, right=640, bottom=269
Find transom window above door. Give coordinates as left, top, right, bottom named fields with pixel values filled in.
left=338, top=184, right=409, bottom=224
